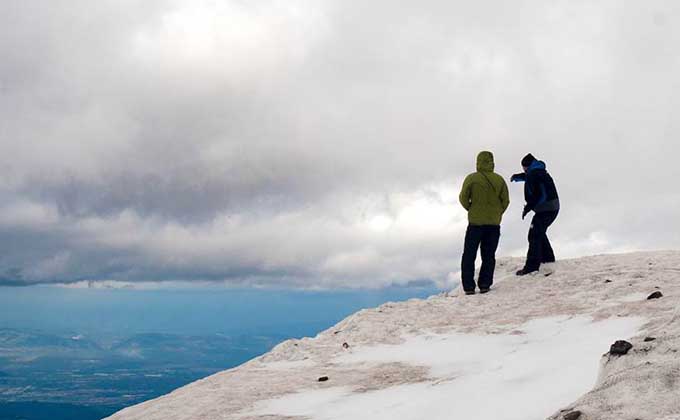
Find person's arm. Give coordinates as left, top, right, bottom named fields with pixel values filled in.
left=510, top=173, right=526, bottom=182
left=499, top=179, right=510, bottom=213
left=459, top=176, right=472, bottom=211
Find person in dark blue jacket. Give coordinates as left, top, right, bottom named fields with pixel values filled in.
left=510, top=153, right=560, bottom=275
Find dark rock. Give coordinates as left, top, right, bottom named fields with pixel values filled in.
left=644, top=337, right=657, bottom=342
left=318, top=376, right=329, bottom=382
left=604, top=279, right=613, bottom=283
left=647, top=291, right=663, bottom=300
left=342, top=342, right=350, bottom=349
left=610, top=340, right=633, bottom=355
left=564, top=410, right=582, bottom=420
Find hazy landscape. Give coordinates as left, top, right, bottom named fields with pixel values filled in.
left=0, top=285, right=439, bottom=420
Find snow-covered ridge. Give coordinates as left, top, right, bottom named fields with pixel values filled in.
left=106, top=251, right=680, bottom=420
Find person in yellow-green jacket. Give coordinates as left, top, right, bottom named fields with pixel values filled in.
left=459, top=151, right=510, bottom=295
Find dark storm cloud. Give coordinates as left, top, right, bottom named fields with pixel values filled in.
left=2, top=0, right=680, bottom=287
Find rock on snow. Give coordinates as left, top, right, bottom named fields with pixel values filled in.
left=105, top=251, right=680, bottom=420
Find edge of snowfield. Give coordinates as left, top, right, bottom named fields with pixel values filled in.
left=106, top=251, right=680, bottom=420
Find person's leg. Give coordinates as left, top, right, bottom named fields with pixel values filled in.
left=523, top=213, right=549, bottom=272
left=478, top=225, right=501, bottom=290
left=541, top=211, right=558, bottom=263
left=461, top=225, right=482, bottom=292
left=541, top=236, right=555, bottom=263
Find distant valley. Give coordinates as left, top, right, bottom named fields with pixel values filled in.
left=0, top=328, right=284, bottom=420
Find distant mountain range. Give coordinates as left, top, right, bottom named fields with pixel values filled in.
left=0, top=328, right=101, bottom=350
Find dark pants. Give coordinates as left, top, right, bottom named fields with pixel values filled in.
left=523, top=210, right=558, bottom=272
left=461, top=225, right=501, bottom=292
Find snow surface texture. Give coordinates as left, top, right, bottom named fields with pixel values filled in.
left=247, top=316, right=643, bottom=420
left=105, top=252, right=680, bottom=420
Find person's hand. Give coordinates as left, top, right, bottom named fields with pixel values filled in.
left=522, top=206, right=530, bottom=220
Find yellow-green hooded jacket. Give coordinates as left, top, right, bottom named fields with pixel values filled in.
left=459, top=151, right=510, bottom=225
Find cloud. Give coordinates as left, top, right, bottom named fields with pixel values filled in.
left=1, top=0, right=680, bottom=287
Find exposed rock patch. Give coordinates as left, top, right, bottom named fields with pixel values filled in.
left=610, top=340, right=633, bottom=356
left=647, top=291, right=664, bottom=300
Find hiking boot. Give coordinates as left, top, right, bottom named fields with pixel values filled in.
left=479, top=288, right=490, bottom=294
left=516, top=268, right=538, bottom=276
left=464, top=290, right=476, bottom=295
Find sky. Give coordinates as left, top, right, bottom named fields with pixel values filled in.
left=1, top=0, right=680, bottom=289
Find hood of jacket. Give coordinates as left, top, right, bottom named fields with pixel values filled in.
left=476, top=151, right=495, bottom=172
left=527, top=160, right=546, bottom=172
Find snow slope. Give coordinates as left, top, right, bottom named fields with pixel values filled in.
left=105, top=251, right=680, bottom=420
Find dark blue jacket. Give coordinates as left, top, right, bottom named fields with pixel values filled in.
left=511, top=160, right=560, bottom=213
